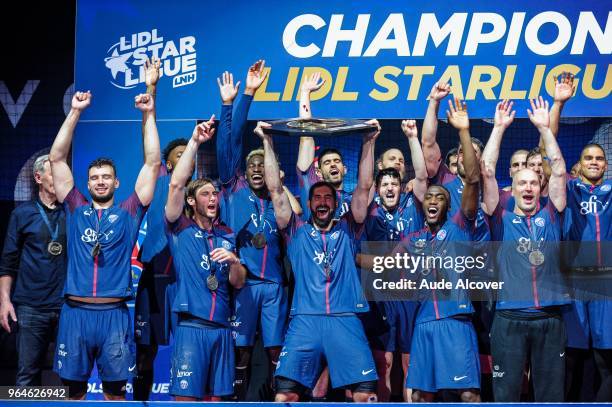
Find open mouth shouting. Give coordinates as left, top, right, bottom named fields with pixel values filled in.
left=426, top=205, right=440, bottom=221
left=250, top=173, right=264, bottom=187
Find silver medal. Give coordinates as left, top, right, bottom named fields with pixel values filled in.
left=47, top=241, right=63, bottom=256
left=528, top=249, right=545, bottom=266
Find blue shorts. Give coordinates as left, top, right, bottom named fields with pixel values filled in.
left=54, top=301, right=135, bottom=382
left=232, top=281, right=287, bottom=347
left=407, top=317, right=480, bottom=392
left=376, top=301, right=418, bottom=353
left=135, top=263, right=176, bottom=346
left=275, top=314, right=377, bottom=389
left=563, top=300, right=612, bottom=349
left=169, top=321, right=234, bottom=398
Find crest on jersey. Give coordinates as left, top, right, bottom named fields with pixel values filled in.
left=534, top=217, right=545, bottom=227
left=437, top=229, right=447, bottom=240
left=330, top=231, right=340, bottom=240
left=222, top=240, right=231, bottom=250
left=601, top=184, right=611, bottom=192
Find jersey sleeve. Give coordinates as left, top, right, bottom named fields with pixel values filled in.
left=120, top=192, right=146, bottom=222
left=488, top=203, right=505, bottom=240
left=63, top=186, right=88, bottom=213
left=165, top=213, right=193, bottom=236
left=280, top=212, right=305, bottom=244
left=430, top=163, right=456, bottom=185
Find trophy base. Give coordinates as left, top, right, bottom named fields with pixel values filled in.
left=265, top=118, right=376, bottom=137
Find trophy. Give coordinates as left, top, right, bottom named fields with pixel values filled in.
left=264, top=118, right=377, bottom=137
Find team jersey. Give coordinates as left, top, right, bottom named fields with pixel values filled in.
left=563, top=177, right=611, bottom=269
left=401, top=210, right=477, bottom=324
left=63, top=187, right=145, bottom=298
left=283, top=211, right=368, bottom=316
left=166, top=215, right=238, bottom=326
left=432, top=163, right=490, bottom=242
left=139, top=168, right=174, bottom=275
left=297, top=163, right=352, bottom=220
left=489, top=199, right=571, bottom=310
left=216, top=94, right=284, bottom=285
left=365, top=192, right=423, bottom=242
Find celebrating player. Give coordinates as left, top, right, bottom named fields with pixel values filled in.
left=165, top=119, right=246, bottom=401
left=482, top=97, right=570, bottom=401
left=257, top=119, right=381, bottom=402
left=49, top=90, right=160, bottom=399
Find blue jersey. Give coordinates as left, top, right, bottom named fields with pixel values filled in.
left=297, top=163, right=352, bottom=220
left=432, top=163, right=490, bottom=242
left=283, top=212, right=368, bottom=316
left=216, top=95, right=284, bottom=285
left=140, top=169, right=174, bottom=275
left=563, top=177, right=611, bottom=269
left=166, top=215, right=238, bottom=326
left=401, top=211, right=477, bottom=324
left=63, top=187, right=145, bottom=298
left=366, top=192, right=423, bottom=242
left=490, top=200, right=571, bottom=310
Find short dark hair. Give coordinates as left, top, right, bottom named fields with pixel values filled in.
left=445, top=147, right=458, bottom=166
left=308, top=181, right=337, bottom=203
left=526, top=147, right=542, bottom=162
left=88, top=157, right=117, bottom=177
left=376, top=167, right=401, bottom=187
left=317, top=148, right=343, bottom=165
left=162, top=138, right=189, bottom=163
left=581, top=143, right=606, bottom=160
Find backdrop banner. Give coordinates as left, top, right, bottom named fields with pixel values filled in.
left=76, top=0, right=611, bottom=120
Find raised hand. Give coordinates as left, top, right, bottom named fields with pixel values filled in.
left=446, top=97, right=469, bottom=130
left=553, top=72, right=575, bottom=103
left=254, top=121, right=272, bottom=141
left=72, top=91, right=92, bottom=111
left=301, top=71, right=325, bottom=94
left=494, top=99, right=516, bottom=129
left=134, top=93, right=154, bottom=112
left=217, top=71, right=240, bottom=104
left=401, top=119, right=418, bottom=139
left=191, top=115, right=216, bottom=144
left=363, top=119, right=381, bottom=142
left=527, top=96, right=550, bottom=130
left=429, top=81, right=451, bottom=101
left=144, top=56, right=161, bottom=87
left=246, top=60, right=268, bottom=93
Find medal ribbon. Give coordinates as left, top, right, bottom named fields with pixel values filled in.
left=35, top=202, right=59, bottom=242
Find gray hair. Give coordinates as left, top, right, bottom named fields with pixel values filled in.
left=32, top=154, right=50, bottom=177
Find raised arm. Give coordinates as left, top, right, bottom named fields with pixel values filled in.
left=215, top=71, right=241, bottom=183
left=49, top=91, right=91, bottom=202
left=134, top=93, right=162, bottom=206
left=480, top=100, right=515, bottom=214
left=550, top=72, right=575, bottom=138
left=539, top=73, right=575, bottom=179
left=296, top=72, right=325, bottom=172
left=528, top=97, right=566, bottom=212
left=166, top=118, right=215, bottom=223
left=447, top=98, right=479, bottom=219
left=144, top=56, right=161, bottom=101
left=422, top=81, right=451, bottom=177
left=401, top=120, right=427, bottom=202
left=255, top=122, right=293, bottom=230
left=352, top=120, right=381, bottom=223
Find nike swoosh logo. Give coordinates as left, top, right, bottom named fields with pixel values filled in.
left=560, top=352, right=565, bottom=357
left=362, top=369, right=374, bottom=375
left=128, top=365, right=136, bottom=372
left=453, top=375, right=467, bottom=381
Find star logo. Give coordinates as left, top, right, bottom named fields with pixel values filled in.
left=104, top=48, right=133, bottom=79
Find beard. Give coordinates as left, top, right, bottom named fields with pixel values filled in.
left=90, top=189, right=114, bottom=204
left=312, top=205, right=334, bottom=228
